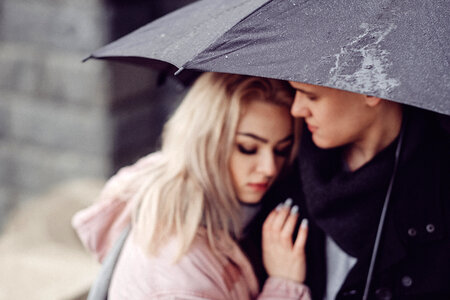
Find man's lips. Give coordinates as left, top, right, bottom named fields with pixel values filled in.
left=247, top=182, right=269, bottom=191
left=307, top=123, right=318, bottom=133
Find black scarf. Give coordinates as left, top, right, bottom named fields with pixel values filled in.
left=299, top=113, right=411, bottom=259
left=300, top=135, right=396, bottom=258
left=299, top=107, right=448, bottom=260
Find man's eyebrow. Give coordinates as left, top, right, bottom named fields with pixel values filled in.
left=237, top=133, right=294, bottom=144
left=293, top=87, right=316, bottom=97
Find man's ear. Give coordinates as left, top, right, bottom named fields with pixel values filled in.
left=365, top=95, right=382, bottom=107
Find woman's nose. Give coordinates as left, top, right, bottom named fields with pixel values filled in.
left=290, top=93, right=311, bottom=118
left=257, top=152, right=277, bottom=178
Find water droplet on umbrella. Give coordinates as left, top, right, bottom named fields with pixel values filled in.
left=225, top=55, right=229, bottom=59
left=364, top=65, right=374, bottom=69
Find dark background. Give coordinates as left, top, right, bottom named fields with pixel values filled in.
left=0, top=0, right=195, bottom=225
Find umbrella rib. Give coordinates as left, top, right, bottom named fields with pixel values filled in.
left=181, top=0, right=273, bottom=71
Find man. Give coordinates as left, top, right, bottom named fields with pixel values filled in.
left=292, top=81, right=450, bottom=299
left=242, top=82, right=450, bottom=300
left=289, top=82, right=402, bottom=171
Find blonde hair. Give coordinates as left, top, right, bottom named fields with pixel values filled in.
left=129, top=72, right=299, bottom=260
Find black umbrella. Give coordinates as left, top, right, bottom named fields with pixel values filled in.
left=87, top=0, right=450, bottom=115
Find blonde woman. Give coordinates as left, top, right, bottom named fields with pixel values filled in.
left=73, top=73, right=310, bottom=299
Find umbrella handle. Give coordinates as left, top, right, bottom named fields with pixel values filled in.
left=362, top=113, right=407, bottom=300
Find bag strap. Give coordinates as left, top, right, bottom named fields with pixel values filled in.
left=87, top=224, right=131, bottom=300
left=362, top=114, right=407, bottom=300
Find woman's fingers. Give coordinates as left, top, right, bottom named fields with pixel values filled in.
left=263, top=199, right=302, bottom=248
left=293, top=218, right=308, bottom=254
left=262, top=208, right=277, bottom=230
left=262, top=199, right=308, bottom=283
left=280, top=206, right=299, bottom=243
left=270, top=198, right=293, bottom=231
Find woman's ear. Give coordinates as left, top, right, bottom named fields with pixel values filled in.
left=365, top=95, right=382, bottom=107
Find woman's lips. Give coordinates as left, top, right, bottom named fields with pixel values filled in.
left=248, top=182, right=269, bottom=191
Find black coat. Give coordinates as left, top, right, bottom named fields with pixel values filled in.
left=241, top=109, right=450, bottom=300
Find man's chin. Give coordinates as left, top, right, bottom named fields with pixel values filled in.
left=312, top=135, right=336, bottom=149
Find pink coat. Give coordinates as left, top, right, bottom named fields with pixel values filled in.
left=73, top=153, right=311, bottom=300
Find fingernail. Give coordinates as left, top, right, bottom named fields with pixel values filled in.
left=275, top=203, right=283, bottom=211
left=284, top=198, right=293, bottom=207
left=300, top=218, right=308, bottom=228
left=290, top=205, right=299, bottom=215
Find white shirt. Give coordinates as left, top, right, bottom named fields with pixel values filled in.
left=324, top=236, right=357, bottom=300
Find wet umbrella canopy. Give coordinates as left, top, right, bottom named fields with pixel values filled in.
left=88, top=0, right=450, bottom=115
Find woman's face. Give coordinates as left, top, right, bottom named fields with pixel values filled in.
left=229, top=100, right=294, bottom=204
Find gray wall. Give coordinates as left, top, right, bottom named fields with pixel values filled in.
left=0, top=0, right=194, bottom=227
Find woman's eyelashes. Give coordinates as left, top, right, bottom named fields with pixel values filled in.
left=274, top=145, right=292, bottom=157
left=237, top=144, right=292, bottom=157
left=238, top=144, right=257, bottom=155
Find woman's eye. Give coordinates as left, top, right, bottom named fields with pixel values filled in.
left=274, top=146, right=292, bottom=157
left=238, top=144, right=257, bottom=155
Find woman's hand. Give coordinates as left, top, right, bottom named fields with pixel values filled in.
left=262, top=198, right=308, bottom=283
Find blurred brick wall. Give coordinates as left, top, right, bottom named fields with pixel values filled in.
left=0, top=0, right=194, bottom=226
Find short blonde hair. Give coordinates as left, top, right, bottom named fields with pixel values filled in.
left=130, top=72, right=299, bottom=260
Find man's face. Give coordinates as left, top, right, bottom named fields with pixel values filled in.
left=288, top=81, right=376, bottom=149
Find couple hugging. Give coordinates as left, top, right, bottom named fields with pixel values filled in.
left=74, top=72, right=449, bottom=300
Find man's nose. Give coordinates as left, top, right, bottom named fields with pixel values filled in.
left=257, top=152, right=277, bottom=178
left=290, top=92, right=311, bottom=118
